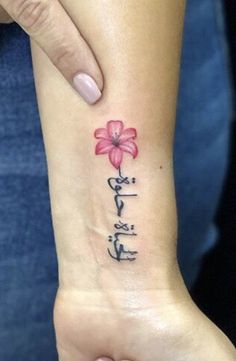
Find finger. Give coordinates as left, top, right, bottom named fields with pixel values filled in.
left=0, top=0, right=103, bottom=104
left=0, top=5, right=12, bottom=22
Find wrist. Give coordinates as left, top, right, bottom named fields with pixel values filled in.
left=57, top=248, right=184, bottom=294
left=50, top=155, right=178, bottom=291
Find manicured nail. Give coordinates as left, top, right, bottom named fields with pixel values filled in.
left=73, top=73, right=102, bottom=105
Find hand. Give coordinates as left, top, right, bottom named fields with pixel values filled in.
left=0, top=1, right=103, bottom=104
left=54, top=274, right=236, bottom=361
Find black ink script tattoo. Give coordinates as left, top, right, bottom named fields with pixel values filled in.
left=107, top=167, right=138, bottom=261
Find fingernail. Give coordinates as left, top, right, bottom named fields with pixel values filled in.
left=95, top=358, right=114, bottom=361
left=73, top=73, right=102, bottom=105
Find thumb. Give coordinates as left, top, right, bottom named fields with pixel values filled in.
left=0, top=0, right=103, bottom=105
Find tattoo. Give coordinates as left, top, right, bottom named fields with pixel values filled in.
left=94, top=120, right=139, bottom=261
left=107, top=167, right=138, bottom=260
left=108, top=167, right=137, bottom=217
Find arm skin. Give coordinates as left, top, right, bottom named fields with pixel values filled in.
left=31, top=1, right=236, bottom=360
left=33, top=0, right=182, bottom=290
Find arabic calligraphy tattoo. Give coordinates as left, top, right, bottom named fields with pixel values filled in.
left=94, top=120, right=139, bottom=261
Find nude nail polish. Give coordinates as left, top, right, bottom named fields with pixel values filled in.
left=73, top=73, right=102, bottom=105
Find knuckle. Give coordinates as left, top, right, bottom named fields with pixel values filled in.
left=13, top=0, right=50, bottom=33
left=53, top=43, right=78, bottom=70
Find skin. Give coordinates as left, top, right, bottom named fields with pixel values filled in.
left=0, top=4, right=12, bottom=22
left=29, top=0, right=236, bottom=360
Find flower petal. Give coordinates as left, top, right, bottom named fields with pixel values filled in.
left=107, top=120, right=124, bottom=138
left=109, top=147, right=123, bottom=169
left=119, top=128, right=137, bottom=143
left=119, top=141, right=138, bottom=158
left=94, top=128, right=109, bottom=139
left=95, top=140, right=114, bottom=154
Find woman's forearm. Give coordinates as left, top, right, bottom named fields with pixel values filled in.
left=32, top=0, right=186, bottom=292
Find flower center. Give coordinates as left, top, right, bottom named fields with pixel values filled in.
left=112, top=133, right=120, bottom=147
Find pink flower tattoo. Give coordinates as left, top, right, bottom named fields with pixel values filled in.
left=94, top=120, right=138, bottom=169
